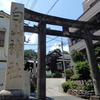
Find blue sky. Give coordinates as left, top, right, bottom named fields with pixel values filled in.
left=0, top=0, right=84, bottom=53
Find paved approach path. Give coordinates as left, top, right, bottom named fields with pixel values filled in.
left=46, top=78, right=86, bottom=100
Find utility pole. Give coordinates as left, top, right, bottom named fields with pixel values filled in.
left=61, top=37, right=67, bottom=82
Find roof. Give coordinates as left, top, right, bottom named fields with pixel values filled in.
left=0, top=10, right=10, bottom=18
left=60, top=53, right=70, bottom=60
left=46, top=50, right=62, bottom=57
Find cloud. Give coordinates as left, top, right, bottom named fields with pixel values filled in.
left=50, top=43, right=69, bottom=53
left=25, top=34, right=37, bottom=43
left=63, top=45, right=69, bottom=52
left=0, top=0, right=15, bottom=14
left=50, top=43, right=61, bottom=50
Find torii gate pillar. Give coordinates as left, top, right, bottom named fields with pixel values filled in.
left=36, top=20, right=46, bottom=100
left=84, top=28, right=100, bottom=97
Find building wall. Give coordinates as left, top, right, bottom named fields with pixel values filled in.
left=0, top=70, right=5, bottom=91
left=82, top=0, right=96, bottom=12
left=0, top=13, right=10, bottom=61
left=68, top=0, right=100, bottom=66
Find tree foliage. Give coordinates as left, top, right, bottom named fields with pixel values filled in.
left=95, top=46, right=100, bottom=64
left=74, top=61, right=91, bottom=82
left=63, top=51, right=68, bottom=54
left=24, top=49, right=37, bottom=61
left=55, top=48, right=61, bottom=53
left=71, top=49, right=85, bottom=63
left=66, top=68, right=74, bottom=79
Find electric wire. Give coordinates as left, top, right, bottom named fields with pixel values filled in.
left=26, top=0, right=30, bottom=7
left=46, top=36, right=58, bottom=43
left=30, top=0, right=38, bottom=10
left=38, top=0, right=59, bottom=25
left=46, top=0, right=59, bottom=14
left=46, top=36, right=61, bottom=42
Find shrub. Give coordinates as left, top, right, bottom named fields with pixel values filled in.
left=82, top=85, right=86, bottom=90
left=46, top=65, right=50, bottom=71
left=74, top=61, right=90, bottom=83
left=69, top=81, right=77, bottom=89
left=85, top=82, right=94, bottom=91
left=98, top=65, right=100, bottom=72
left=66, top=68, right=74, bottom=79
left=70, top=75, right=79, bottom=80
left=78, top=85, right=82, bottom=90
left=62, top=80, right=78, bottom=92
left=30, top=81, right=36, bottom=93
left=62, top=82, right=70, bottom=92
left=52, top=71, right=62, bottom=78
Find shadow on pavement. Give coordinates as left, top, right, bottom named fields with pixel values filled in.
left=30, top=93, right=54, bottom=100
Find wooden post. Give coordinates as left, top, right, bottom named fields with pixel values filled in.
left=84, top=28, right=100, bottom=96
left=36, top=20, right=46, bottom=100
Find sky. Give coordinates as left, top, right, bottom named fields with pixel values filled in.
left=0, top=0, right=84, bottom=53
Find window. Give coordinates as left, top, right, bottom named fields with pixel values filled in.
left=57, top=63, right=62, bottom=70
left=0, top=31, right=5, bottom=47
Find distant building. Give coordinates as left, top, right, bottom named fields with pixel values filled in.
left=68, top=0, right=100, bottom=66
left=24, top=50, right=71, bottom=74
left=46, top=50, right=70, bottom=73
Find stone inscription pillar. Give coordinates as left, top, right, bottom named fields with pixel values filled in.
left=0, top=2, right=28, bottom=100
left=36, top=21, right=46, bottom=100
left=5, top=2, right=24, bottom=90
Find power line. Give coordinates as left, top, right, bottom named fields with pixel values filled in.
left=38, top=0, right=59, bottom=25
left=46, top=36, right=58, bottom=43
left=46, top=36, right=61, bottom=42
left=30, top=0, right=38, bottom=10
left=26, top=0, right=30, bottom=7
left=46, top=0, right=59, bottom=14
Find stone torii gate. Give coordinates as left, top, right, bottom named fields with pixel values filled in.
left=25, top=4, right=100, bottom=100
left=1, top=2, right=100, bottom=100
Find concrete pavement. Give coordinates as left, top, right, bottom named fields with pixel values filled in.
left=29, top=78, right=88, bottom=100
left=46, top=78, right=86, bottom=100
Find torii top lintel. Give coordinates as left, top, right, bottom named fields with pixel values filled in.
left=24, top=8, right=100, bottom=30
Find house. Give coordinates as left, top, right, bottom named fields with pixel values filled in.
left=24, top=50, right=70, bottom=74
left=68, top=0, right=100, bottom=67
left=0, top=10, right=10, bottom=91
left=46, top=50, right=70, bottom=73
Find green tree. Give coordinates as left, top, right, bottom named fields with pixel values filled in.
left=71, top=49, right=85, bottom=63
left=66, top=68, right=74, bottom=79
left=74, top=61, right=91, bottom=84
left=95, top=46, right=100, bottom=64
left=63, top=51, right=68, bottom=54
left=55, top=48, right=61, bottom=53
left=24, top=49, right=37, bottom=61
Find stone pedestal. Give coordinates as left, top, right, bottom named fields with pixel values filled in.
left=0, top=90, right=28, bottom=100
left=90, top=96, right=100, bottom=100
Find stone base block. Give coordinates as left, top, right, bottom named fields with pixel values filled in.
left=90, top=96, right=100, bottom=100
left=0, top=90, right=29, bottom=100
